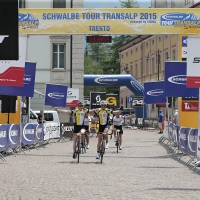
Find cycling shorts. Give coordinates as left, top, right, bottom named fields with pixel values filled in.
left=98, top=124, right=110, bottom=133
left=73, top=125, right=85, bottom=134
left=114, top=125, right=123, bottom=134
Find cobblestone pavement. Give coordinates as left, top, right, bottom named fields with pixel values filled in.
left=1, top=128, right=200, bottom=200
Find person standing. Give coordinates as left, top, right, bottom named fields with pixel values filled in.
left=37, top=110, right=45, bottom=124
left=83, top=112, right=91, bottom=149
left=158, top=110, right=163, bottom=134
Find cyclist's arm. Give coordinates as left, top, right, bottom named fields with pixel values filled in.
left=55, top=107, right=72, bottom=114
left=124, top=114, right=136, bottom=119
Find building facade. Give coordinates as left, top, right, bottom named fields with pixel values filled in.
left=18, top=0, right=84, bottom=123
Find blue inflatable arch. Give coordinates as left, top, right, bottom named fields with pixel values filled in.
left=84, top=74, right=146, bottom=118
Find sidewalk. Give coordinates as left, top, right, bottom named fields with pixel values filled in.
left=1, top=128, right=200, bottom=200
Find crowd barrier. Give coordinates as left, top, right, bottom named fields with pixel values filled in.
left=160, top=121, right=200, bottom=173
left=0, top=123, right=60, bottom=162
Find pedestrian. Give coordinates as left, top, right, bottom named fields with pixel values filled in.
left=158, top=110, right=163, bottom=134
left=37, top=110, right=45, bottom=124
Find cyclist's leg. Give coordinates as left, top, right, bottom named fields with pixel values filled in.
left=104, top=125, right=109, bottom=148
left=96, top=125, right=104, bottom=159
left=113, top=126, right=117, bottom=141
left=119, top=129, right=123, bottom=150
left=84, top=125, right=90, bottom=148
left=72, top=125, right=80, bottom=158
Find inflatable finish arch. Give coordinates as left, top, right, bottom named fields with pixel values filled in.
left=84, top=74, right=147, bottom=118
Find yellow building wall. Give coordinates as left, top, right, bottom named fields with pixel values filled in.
left=0, top=96, right=21, bottom=124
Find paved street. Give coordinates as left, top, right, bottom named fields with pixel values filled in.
left=1, top=128, right=200, bottom=200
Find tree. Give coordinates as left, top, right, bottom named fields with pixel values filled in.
left=119, top=0, right=140, bottom=8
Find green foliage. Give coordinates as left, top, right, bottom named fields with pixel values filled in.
left=119, top=0, right=140, bottom=8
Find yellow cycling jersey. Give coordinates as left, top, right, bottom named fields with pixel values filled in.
left=95, top=108, right=111, bottom=125
left=72, top=108, right=88, bottom=125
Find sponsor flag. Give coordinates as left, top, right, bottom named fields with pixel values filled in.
left=165, top=61, right=198, bottom=97
left=0, top=35, right=27, bottom=86
left=90, top=92, right=106, bottom=109
left=0, top=62, right=36, bottom=97
left=187, top=36, right=200, bottom=88
left=144, top=81, right=166, bottom=104
left=66, top=88, right=79, bottom=107
left=44, top=83, right=68, bottom=107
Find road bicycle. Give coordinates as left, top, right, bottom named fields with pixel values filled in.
left=75, top=128, right=86, bottom=163
left=115, top=129, right=121, bottom=153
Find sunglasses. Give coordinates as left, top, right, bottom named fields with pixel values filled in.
left=101, top=104, right=107, bottom=106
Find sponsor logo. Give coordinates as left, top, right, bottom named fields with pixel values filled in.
left=130, top=81, right=142, bottom=91
left=193, top=57, right=200, bottom=63
left=168, top=75, right=186, bottom=85
left=160, top=13, right=200, bottom=28
left=68, top=91, right=72, bottom=95
left=94, top=77, right=118, bottom=85
left=106, top=97, right=117, bottom=106
left=146, top=89, right=164, bottom=96
left=182, top=102, right=198, bottom=111
left=48, top=92, right=65, bottom=99
left=24, top=129, right=35, bottom=134
left=182, top=51, right=187, bottom=54
left=188, top=129, right=197, bottom=153
left=179, top=127, right=186, bottom=149
left=0, top=35, right=9, bottom=43
left=182, top=38, right=187, bottom=46
left=18, top=13, right=39, bottom=29
left=0, top=131, right=6, bottom=138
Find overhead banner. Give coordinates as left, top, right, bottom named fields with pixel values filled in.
left=66, top=88, right=79, bottom=107
left=45, top=83, right=68, bottom=107
left=90, top=92, right=106, bottom=109
left=0, top=62, right=36, bottom=97
left=186, top=36, right=200, bottom=88
left=165, top=61, right=198, bottom=97
left=0, top=35, right=27, bottom=86
left=144, top=81, right=166, bottom=104
left=18, top=8, right=200, bottom=35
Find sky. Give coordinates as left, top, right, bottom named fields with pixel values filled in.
left=84, top=0, right=151, bottom=8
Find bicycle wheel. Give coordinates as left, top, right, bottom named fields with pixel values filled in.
left=100, top=140, right=105, bottom=164
left=77, top=137, right=80, bottom=163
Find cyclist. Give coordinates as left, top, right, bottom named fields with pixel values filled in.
left=112, top=112, right=135, bottom=150
left=90, top=100, right=122, bottom=159
left=83, top=112, right=91, bottom=149
left=55, top=101, right=88, bottom=159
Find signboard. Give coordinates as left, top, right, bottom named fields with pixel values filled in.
left=182, top=101, right=198, bottom=112
left=180, top=35, right=187, bottom=61
left=0, top=35, right=27, bottom=86
left=18, top=8, right=200, bottom=35
left=187, top=36, right=200, bottom=88
left=144, top=81, right=166, bottom=104
left=132, top=97, right=143, bottom=108
left=128, top=96, right=133, bottom=103
left=165, top=61, right=198, bottom=97
left=45, top=84, right=68, bottom=107
left=66, top=88, right=79, bottom=107
left=90, top=92, right=106, bottom=109
left=0, top=0, right=18, bottom=60
left=86, top=35, right=112, bottom=43
left=106, top=94, right=119, bottom=109
left=0, top=62, right=36, bottom=97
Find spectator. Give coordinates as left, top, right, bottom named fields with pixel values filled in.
left=37, top=110, right=45, bottom=124
left=158, top=110, right=163, bottom=134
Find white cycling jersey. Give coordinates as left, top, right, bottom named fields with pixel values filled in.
left=84, top=116, right=91, bottom=126
left=113, top=115, right=124, bottom=126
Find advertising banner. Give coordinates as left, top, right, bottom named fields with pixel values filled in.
left=45, top=83, right=68, bottom=107
left=168, top=122, right=178, bottom=146
left=0, top=35, right=27, bottom=86
left=0, top=124, right=8, bottom=151
left=180, top=35, right=187, bottom=61
left=132, top=96, right=143, bottom=108
left=144, top=81, right=166, bottom=104
left=34, top=124, right=44, bottom=143
left=0, top=62, right=36, bottom=97
left=90, top=92, right=106, bottom=109
left=186, top=128, right=197, bottom=157
left=66, top=88, right=79, bottom=107
left=182, top=101, right=198, bottom=112
left=7, top=124, right=20, bottom=149
left=165, top=61, right=199, bottom=97
left=106, top=94, right=119, bottom=109
left=19, top=8, right=200, bottom=35
left=21, top=123, right=35, bottom=145
left=187, top=36, right=200, bottom=88
left=178, top=126, right=187, bottom=154
left=197, top=129, right=200, bottom=159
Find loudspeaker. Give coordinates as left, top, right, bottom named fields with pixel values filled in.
left=1, top=95, right=17, bottom=113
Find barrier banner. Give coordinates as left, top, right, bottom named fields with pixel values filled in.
left=18, top=8, right=200, bottom=35
left=168, top=122, right=178, bottom=145
left=164, top=61, right=198, bottom=96
left=21, top=123, right=35, bottom=145
left=144, top=81, right=166, bottom=104
left=34, top=124, right=44, bottom=143
left=163, top=121, right=169, bottom=139
left=0, top=62, right=37, bottom=97
left=178, top=126, right=187, bottom=154
left=7, top=124, right=20, bottom=149
left=45, top=83, right=68, bottom=107
left=185, top=128, right=197, bottom=157
left=0, top=124, right=8, bottom=151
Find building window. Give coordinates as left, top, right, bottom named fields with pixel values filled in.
left=165, top=51, right=169, bottom=60
left=19, top=0, right=25, bottom=8
left=152, top=57, right=155, bottom=73
left=122, top=54, right=123, bottom=59
left=136, top=47, right=138, bottom=52
left=152, top=104, right=154, bottom=109
left=53, top=0, right=66, bottom=8
left=121, top=97, right=123, bottom=104
left=126, top=52, right=128, bottom=57
left=52, top=43, right=65, bottom=69
left=152, top=40, right=154, bottom=45
left=135, top=63, right=138, bottom=78
left=158, top=37, right=161, bottom=42
left=146, top=60, right=149, bottom=75
left=141, top=60, right=143, bottom=77
left=146, top=43, right=148, bottom=48
left=172, top=49, right=176, bottom=60
left=141, top=45, right=142, bottom=50
left=131, top=50, right=132, bottom=55
left=165, top=35, right=168, bottom=39
left=130, top=65, right=133, bottom=75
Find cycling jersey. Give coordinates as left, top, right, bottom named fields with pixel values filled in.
left=71, top=108, right=88, bottom=125
left=113, top=115, right=124, bottom=126
left=83, top=116, right=91, bottom=126
left=94, top=108, right=111, bottom=125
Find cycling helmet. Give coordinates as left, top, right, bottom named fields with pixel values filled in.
left=77, top=101, right=83, bottom=106
left=100, top=100, right=107, bottom=106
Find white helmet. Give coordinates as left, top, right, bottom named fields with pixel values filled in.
left=100, top=100, right=107, bottom=106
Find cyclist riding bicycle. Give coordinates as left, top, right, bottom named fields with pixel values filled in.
left=83, top=112, right=91, bottom=149
left=90, top=100, right=122, bottom=159
left=55, top=101, right=88, bottom=159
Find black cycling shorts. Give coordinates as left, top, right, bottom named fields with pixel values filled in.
left=73, top=125, right=85, bottom=134
left=84, top=125, right=89, bottom=131
left=98, top=124, right=110, bottom=133
left=114, top=125, right=123, bottom=134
